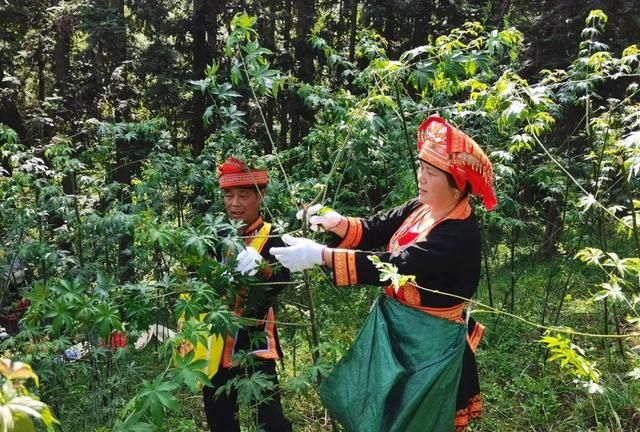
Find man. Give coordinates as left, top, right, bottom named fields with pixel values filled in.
left=202, top=156, right=293, bottom=432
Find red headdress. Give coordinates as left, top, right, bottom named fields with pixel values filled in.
left=216, top=157, right=269, bottom=190
left=417, top=115, right=497, bottom=211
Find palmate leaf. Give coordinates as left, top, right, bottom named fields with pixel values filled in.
left=45, top=300, right=74, bottom=334
left=175, top=295, right=201, bottom=322
left=51, top=277, right=84, bottom=303
left=138, top=376, right=179, bottom=425
left=594, top=281, right=625, bottom=302
left=500, top=100, right=528, bottom=125
left=0, top=379, right=58, bottom=432
left=95, top=272, right=116, bottom=299
left=0, top=359, right=39, bottom=386
left=210, top=82, right=241, bottom=101
left=204, top=305, right=238, bottom=337
left=187, top=78, right=209, bottom=94
left=177, top=318, right=211, bottom=348
left=113, top=411, right=155, bottom=432
left=74, top=295, right=98, bottom=323
left=147, top=223, right=174, bottom=249
left=601, top=252, right=631, bottom=277
left=235, top=11, right=257, bottom=30
left=0, top=124, right=18, bottom=145
left=243, top=40, right=272, bottom=63
left=539, top=334, right=601, bottom=385
left=171, top=352, right=211, bottom=393
left=220, top=104, right=246, bottom=124
left=251, top=64, right=282, bottom=95
left=93, top=303, right=122, bottom=339
left=399, top=44, right=432, bottom=62
left=222, top=371, right=274, bottom=406
left=183, top=227, right=216, bottom=257
left=409, top=65, right=435, bottom=90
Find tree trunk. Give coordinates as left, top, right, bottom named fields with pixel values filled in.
left=54, top=14, right=72, bottom=87
left=382, top=0, right=397, bottom=57
left=109, top=0, right=129, bottom=123
left=54, top=12, right=76, bottom=195
left=541, top=194, right=564, bottom=257
left=0, top=60, right=25, bottom=139
left=205, top=0, right=220, bottom=57
left=190, top=0, right=218, bottom=157
left=411, top=0, right=430, bottom=47
left=191, top=0, right=208, bottom=157
left=37, top=37, right=46, bottom=102
left=290, top=0, right=315, bottom=148
left=337, top=0, right=345, bottom=48
left=107, top=0, right=136, bottom=283
left=348, top=0, right=358, bottom=61
left=0, top=60, right=23, bottom=173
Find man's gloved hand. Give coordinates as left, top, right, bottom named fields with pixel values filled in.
left=235, top=246, right=264, bottom=276
left=270, top=234, right=325, bottom=272
left=296, top=204, right=343, bottom=232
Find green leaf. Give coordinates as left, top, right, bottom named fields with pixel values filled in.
left=211, top=82, right=241, bottom=101
left=171, top=355, right=211, bottom=393
left=187, top=79, right=209, bottom=94
left=202, top=106, right=214, bottom=127
left=500, top=100, right=527, bottom=125
left=230, top=63, right=242, bottom=85
left=586, top=9, right=607, bottom=26
left=138, top=376, right=180, bottom=425
left=235, top=11, right=257, bottom=30
left=93, top=303, right=122, bottom=340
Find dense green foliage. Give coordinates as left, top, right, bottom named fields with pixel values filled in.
left=1, top=1, right=640, bottom=431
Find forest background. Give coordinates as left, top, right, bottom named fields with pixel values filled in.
left=1, top=0, right=640, bottom=431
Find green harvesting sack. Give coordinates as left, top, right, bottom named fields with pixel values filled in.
left=320, top=295, right=466, bottom=432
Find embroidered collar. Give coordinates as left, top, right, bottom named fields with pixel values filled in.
left=242, top=216, right=264, bottom=238
left=388, top=198, right=471, bottom=255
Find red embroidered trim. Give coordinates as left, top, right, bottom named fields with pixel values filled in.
left=333, top=250, right=349, bottom=286
left=454, top=394, right=483, bottom=431
left=219, top=171, right=269, bottom=189
left=337, top=217, right=363, bottom=249
left=467, top=322, right=485, bottom=353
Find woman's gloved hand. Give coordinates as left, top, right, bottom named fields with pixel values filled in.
left=296, top=204, right=343, bottom=232
left=270, top=234, right=325, bottom=272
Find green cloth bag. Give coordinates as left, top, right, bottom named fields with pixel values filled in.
left=319, top=295, right=466, bottom=432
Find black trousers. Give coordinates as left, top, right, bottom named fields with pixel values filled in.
left=202, top=359, right=293, bottom=432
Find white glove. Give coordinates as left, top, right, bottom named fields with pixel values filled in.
left=235, top=246, right=264, bottom=276
left=296, top=204, right=343, bottom=232
left=270, top=234, right=325, bottom=272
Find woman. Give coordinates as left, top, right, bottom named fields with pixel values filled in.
left=270, top=115, right=496, bottom=431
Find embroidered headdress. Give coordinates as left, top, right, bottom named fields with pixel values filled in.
left=217, top=157, right=269, bottom=189
left=417, top=115, right=497, bottom=211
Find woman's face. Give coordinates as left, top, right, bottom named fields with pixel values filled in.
left=417, top=160, right=456, bottom=208
left=223, top=187, right=263, bottom=225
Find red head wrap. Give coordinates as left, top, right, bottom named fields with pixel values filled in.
left=217, top=157, right=269, bottom=190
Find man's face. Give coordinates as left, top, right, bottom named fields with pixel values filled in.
left=223, top=187, right=263, bottom=225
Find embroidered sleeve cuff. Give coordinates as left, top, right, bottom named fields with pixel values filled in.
left=336, top=217, right=363, bottom=249
left=332, top=249, right=358, bottom=286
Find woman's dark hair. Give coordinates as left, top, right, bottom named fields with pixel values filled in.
left=444, top=172, right=471, bottom=198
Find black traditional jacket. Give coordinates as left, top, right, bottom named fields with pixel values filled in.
left=220, top=216, right=290, bottom=368
left=329, top=198, right=484, bottom=429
